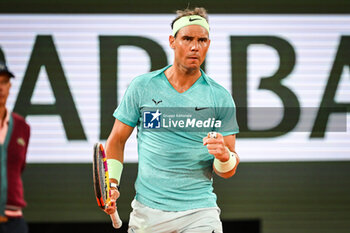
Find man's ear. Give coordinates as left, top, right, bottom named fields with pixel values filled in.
left=169, top=35, right=175, bottom=49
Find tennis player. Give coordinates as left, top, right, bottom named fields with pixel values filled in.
left=105, top=7, right=239, bottom=233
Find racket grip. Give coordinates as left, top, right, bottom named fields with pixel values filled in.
left=110, top=210, right=122, bottom=229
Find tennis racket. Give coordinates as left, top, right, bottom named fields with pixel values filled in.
left=92, top=143, right=122, bottom=229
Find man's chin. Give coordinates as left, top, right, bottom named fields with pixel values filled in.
left=185, top=63, right=200, bottom=71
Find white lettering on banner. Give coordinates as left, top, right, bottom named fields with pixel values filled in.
left=0, top=15, right=349, bottom=163
left=162, top=118, right=221, bottom=128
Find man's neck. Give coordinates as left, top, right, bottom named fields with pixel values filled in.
left=165, top=64, right=202, bottom=93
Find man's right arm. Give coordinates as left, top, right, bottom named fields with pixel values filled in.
left=106, top=119, right=134, bottom=165
left=104, top=119, right=134, bottom=214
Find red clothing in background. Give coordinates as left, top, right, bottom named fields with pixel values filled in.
left=6, top=112, right=30, bottom=209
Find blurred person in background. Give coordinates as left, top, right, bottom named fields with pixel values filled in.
left=0, top=60, right=30, bottom=233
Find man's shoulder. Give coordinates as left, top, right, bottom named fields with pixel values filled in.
left=11, top=112, right=30, bottom=129
left=11, top=112, right=26, bottom=122
left=202, top=72, right=232, bottom=98
left=130, top=67, right=167, bottom=86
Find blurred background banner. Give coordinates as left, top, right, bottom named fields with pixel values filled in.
left=1, top=14, right=349, bottom=163
left=0, top=1, right=349, bottom=233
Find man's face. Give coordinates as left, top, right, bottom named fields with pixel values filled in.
left=0, top=74, right=11, bottom=107
left=170, top=25, right=210, bottom=72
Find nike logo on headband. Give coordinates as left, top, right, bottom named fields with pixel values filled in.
left=189, top=18, right=201, bottom=22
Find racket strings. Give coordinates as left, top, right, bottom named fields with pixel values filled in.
left=98, top=153, right=108, bottom=204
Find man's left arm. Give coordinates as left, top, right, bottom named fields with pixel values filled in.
left=203, top=133, right=239, bottom=178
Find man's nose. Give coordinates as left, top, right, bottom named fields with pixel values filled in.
left=190, top=41, right=199, bottom=51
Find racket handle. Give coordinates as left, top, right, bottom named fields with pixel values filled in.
left=110, top=210, right=122, bottom=229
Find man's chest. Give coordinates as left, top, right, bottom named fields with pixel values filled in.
left=138, top=86, right=219, bottom=131
left=140, top=85, right=214, bottom=109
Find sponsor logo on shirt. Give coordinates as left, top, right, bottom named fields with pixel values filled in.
left=152, top=99, right=162, bottom=105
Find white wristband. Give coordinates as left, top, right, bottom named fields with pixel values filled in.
left=213, top=147, right=237, bottom=173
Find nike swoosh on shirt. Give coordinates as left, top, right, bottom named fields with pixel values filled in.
left=195, top=107, right=209, bottom=111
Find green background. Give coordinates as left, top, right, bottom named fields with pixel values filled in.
left=2, top=0, right=349, bottom=232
